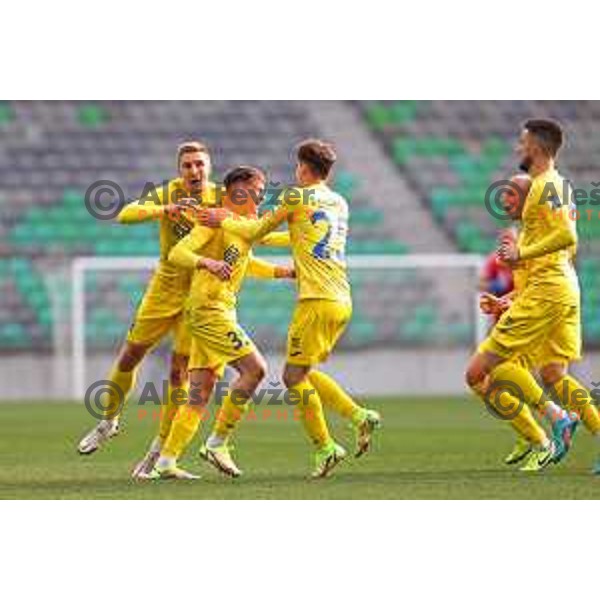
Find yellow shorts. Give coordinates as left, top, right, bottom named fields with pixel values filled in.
left=186, top=307, right=256, bottom=374
left=126, top=264, right=192, bottom=355
left=127, top=311, right=191, bottom=355
left=287, top=299, right=352, bottom=366
left=478, top=292, right=581, bottom=364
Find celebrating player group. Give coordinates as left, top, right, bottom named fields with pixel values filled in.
left=77, top=119, right=600, bottom=481
left=78, top=138, right=381, bottom=480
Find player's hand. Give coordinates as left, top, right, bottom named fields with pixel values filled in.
left=196, top=208, right=230, bottom=228
left=479, top=292, right=499, bottom=315
left=198, top=258, right=232, bottom=281
left=496, top=295, right=512, bottom=313
left=497, top=234, right=519, bottom=265
left=275, top=265, right=296, bottom=279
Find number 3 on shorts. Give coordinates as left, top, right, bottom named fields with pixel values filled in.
left=226, top=329, right=247, bottom=350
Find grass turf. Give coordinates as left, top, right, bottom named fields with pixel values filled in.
left=0, top=397, right=598, bottom=499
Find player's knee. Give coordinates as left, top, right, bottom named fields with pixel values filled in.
left=117, top=343, right=147, bottom=371
left=539, top=363, right=566, bottom=387
left=169, top=368, right=185, bottom=387
left=169, top=353, right=189, bottom=387
left=282, top=366, right=306, bottom=389
left=247, top=355, right=267, bottom=385
left=465, top=361, right=486, bottom=390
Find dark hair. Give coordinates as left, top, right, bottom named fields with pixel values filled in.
left=223, top=165, right=266, bottom=190
left=177, top=140, right=210, bottom=167
left=524, top=119, right=564, bottom=157
left=297, top=139, right=337, bottom=179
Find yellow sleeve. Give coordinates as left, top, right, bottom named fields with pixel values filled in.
left=258, top=231, right=290, bottom=247
left=246, top=255, right=278, bottom=279
left=117, top=184, right=167, bottom=224
left=167, top=226, right=215, bottom=269
left=519, top=205, right=577, bottom=260
left=221, top=205, right=290, bottom=242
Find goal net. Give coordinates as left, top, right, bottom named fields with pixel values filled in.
left=67, top=253, right=486, bottom=400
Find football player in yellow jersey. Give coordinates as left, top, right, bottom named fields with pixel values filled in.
left=145, top=166, right=295, bottom=480
left=479, top=175, right=576, bottom=465
left=198, top=140, right=381, bottom=478
left=481, top=179, right=600, bottom=472
left=465, top=120, right=600, bottom=472
left=77, top=143, right=288, bottom=477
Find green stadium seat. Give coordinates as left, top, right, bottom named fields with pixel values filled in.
left=364, top=102, right=392, bottom=130
left=78, top=104, right=110, bottom=127
left=0, top=322, right=29, bottom=347
left=0, top=102, right=14, bottom=124
left=334, top=170, right=359, bottom=199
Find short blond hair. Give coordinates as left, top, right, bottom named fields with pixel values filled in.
left=177, top=140, right=210, bottom=167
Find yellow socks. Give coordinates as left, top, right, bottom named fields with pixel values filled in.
left=104, top=364, right=137, bottom=420
left=551, top=374, right=600, bottom=435
left=159, top=381, right=190, bottom=444
left=161, top=406, right=203, bottom=460
left=470, top=374, right=547, bottom=447
left=212, top=389, right=251, bottom=440
left=491, top=361, right=568, bottom=425
left=289, top=379, right=332, bottom=449
left=308, top=370, right=364, bottom=423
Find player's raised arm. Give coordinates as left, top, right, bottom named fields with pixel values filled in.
left=117, top=193, right=199, bottom=224
left=199, top=203, right=290, bottom=242
left=246, top=255, right=295, bottom=279
left=258, top=231, right=291, bottom=247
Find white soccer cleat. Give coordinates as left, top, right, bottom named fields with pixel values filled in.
left=77, top=419, right=120, bottom=455
left=354, top=409, right=382, bottom=458
left=199, top=443, right=242, bottom=478
left=139, top=465, right=202, bottom=481
left=131, top=450, right=161, bottom=480
left=131, top=437, right=162, bottom=480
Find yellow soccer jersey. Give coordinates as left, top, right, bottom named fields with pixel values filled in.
left=218, top=182, right=351, bottom=305
left=118, top=178, right=222, bottom=260
left=168, top=225, right=284, bottom=312
left=518, top=168, right=579, bottom=304
left=115, top=179, right=222, bottom=318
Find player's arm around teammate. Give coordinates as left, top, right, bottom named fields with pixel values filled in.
left=146, top=166, right=295, bottom=480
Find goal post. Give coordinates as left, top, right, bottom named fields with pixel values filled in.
left=70, top=254, right=486, bottom=400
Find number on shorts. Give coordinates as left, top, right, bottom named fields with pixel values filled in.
left=227, top=330, right=245, bottom=350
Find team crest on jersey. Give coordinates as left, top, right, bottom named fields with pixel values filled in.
left=171, top=216, right=194, bottom=240
left=224, top=244, right=241, bottom=266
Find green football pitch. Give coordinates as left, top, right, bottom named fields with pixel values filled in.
left=0, top=397, right=598, bottom=499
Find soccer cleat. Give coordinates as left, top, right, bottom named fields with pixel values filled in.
left=550, top=413, right=578, bottom=464
left=519, top=444, right=555, bottom=472
left=199, top=443, right=242, bottom=478
left=78, top=419, right=120, bottom=455
left=353, top=409, right=381, bottom=458
left=504, top=437, right=532, bottom=465
left=311, top=442, right=347, bottom=479
left=131, top=449, right=161, bottom=480
left=140, top=465, right=201, bottom=481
